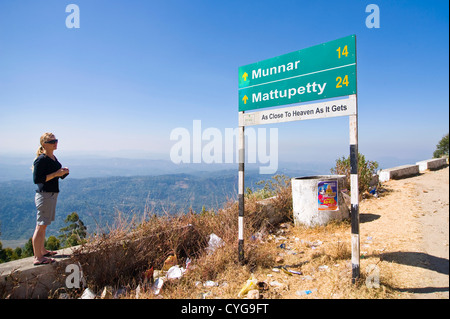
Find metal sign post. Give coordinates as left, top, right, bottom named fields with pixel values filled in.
left=350, top=105, right=360, bottom=283
left=238, top=121, right=245, bottom=263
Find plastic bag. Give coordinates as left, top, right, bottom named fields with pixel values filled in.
left=166, top=265, right=184, bottom=280
left=206, top=233, right=224, bottom=254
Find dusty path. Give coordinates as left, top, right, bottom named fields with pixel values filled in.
left=360, top=166, right=449, bottom=298
left=410, top=166, right=449, bottom=298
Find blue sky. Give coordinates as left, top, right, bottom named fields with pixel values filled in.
left=0, top=0, right=448, bottom=170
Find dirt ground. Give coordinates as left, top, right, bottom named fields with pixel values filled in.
left=240, top=166, right=449, bottom=299
left=364, top=166, right=449, bottom=299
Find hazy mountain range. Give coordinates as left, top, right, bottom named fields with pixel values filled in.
left=0, top=154, right=418, bottom=247
left=0, top=156, right=327, bottom=245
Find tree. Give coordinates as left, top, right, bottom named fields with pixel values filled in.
left=45, top=236, right=61, bottom=251
left=433, top=133, right=449, bottom=158
left=0, top=241, right=6, bottom=263
left=59, top=212, right=87, bottom=248
left=22, top=238, right=34, bottom=257
left=13, top=247, right=22, bottom=259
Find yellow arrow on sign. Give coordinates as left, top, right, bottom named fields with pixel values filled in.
left=242, top=95, right=248, bottom=104
left=242, top=72, right=248, bottom=81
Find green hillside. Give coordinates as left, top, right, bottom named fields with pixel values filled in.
left=0, top=170, right=265, bottom=241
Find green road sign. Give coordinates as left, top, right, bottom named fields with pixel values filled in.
left=239, top=35, right=356, bottom=111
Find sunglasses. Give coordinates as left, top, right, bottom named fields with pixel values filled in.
left=45, top=139, right=58, bottom=144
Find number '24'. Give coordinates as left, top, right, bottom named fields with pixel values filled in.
left=336, top=75, right=349, bottom=88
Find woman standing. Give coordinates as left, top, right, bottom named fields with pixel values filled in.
left=32, top=132, right=69, bottom=265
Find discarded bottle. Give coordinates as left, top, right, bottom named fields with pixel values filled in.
left=152, top=277, right=164, bottom=295
left=296, top=288, right=317, bottom=296
left=238, top=274, right=258, bottom=298
left=185, top=257, right=192, bottom=270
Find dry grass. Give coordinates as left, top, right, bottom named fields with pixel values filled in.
left=65, top=176, right=401, bottom=299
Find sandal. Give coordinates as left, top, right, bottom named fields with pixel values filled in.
left=43, top=251, right=58, bottom=257
left=33, top=257, right=56, bottom=266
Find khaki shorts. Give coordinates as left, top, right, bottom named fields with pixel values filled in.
left=35, top=192, right=59, bottom=226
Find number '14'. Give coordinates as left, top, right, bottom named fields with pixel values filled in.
left=336, top=45, right=349, bottom=58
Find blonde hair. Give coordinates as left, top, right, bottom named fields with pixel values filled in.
left=35, top=132, right=55, bottom=158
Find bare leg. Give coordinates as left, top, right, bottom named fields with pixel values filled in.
left=32, top=224, right=47, bottom=261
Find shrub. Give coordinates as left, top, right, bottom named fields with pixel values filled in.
left=433, top=133, right=449, bottom=158
left=330, top=152, right=379, bottom=195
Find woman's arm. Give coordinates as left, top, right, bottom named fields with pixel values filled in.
left=46, top=168, right=69, bottom=182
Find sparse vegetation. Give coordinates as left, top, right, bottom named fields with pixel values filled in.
left=58, top=174, right=397, bottom=299
left=69, top=176, right=291, bottom=293
left=330, top=152, right=379, bottom=195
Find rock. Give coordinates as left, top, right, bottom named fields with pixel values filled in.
left=247, top=289, right=260, bottom=299
left=254, top=196, right=286, bottom=227
left=258, top=281, right=269, bottom=291
left=203, top=280, right=218, bottom=287
left=275, top=256, right=284, bottom=264
left=269, top=281, right=284, bottom=289
left=318, top=265, right=329, bottom=271
left=341, top=191, right=351, bottom=210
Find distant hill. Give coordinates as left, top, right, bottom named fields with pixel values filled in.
left=0, top=169, right=308, bottom=242
left=0, top=154, right=327, bottom=244
left=0, top=155, right=332, bottom=182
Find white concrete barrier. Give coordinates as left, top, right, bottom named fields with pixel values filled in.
left=378, top=164, right=420, bottom=182
left=416, top=158, right=448, bottom=172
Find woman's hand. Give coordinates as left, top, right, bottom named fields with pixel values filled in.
left=57, top=167, right=69, bottom=177
left=46, top=167, right=70, bottom=182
